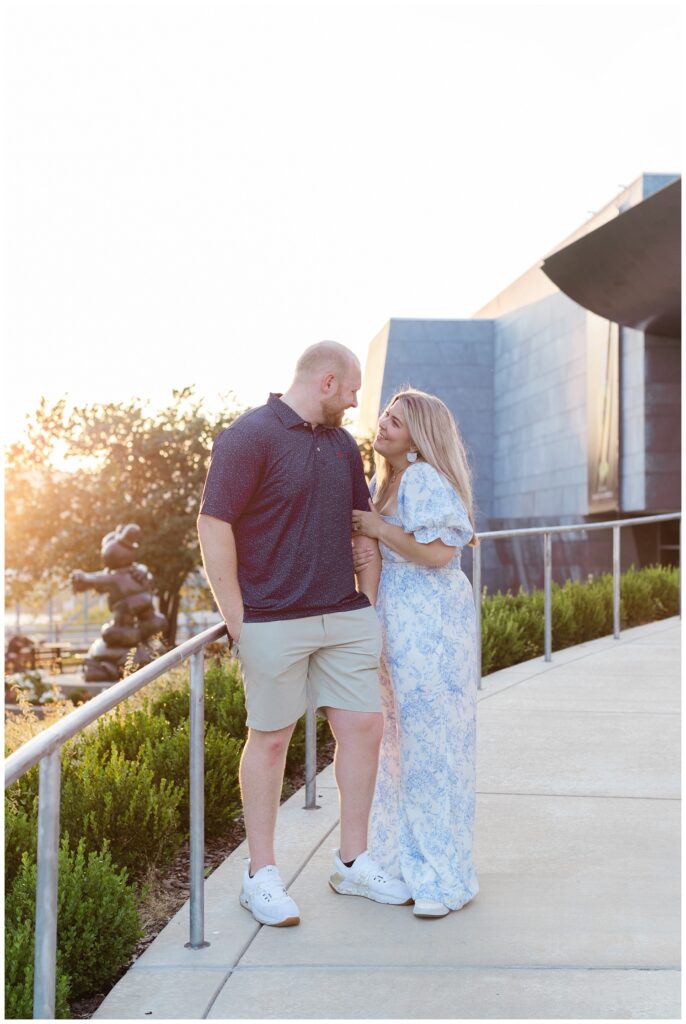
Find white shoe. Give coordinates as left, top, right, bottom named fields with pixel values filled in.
left=413, top=899, right=450, bottom=918
left=329, top=850, right=413, bottom=905
left=239, top=864, right=300, bottom=927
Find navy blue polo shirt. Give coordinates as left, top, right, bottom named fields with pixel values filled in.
left=200, top=393, right=372, bottom=622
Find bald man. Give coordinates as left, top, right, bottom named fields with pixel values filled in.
left=198, top=342, right=411, bottom=927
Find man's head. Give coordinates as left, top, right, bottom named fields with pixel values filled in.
left=292, top=341, right=361, bottom=427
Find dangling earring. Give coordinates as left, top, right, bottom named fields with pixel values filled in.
left=406, top=450, right=418, bottom=463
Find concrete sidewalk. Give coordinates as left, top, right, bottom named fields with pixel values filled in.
left=95, top=617, right=681, bottom=1020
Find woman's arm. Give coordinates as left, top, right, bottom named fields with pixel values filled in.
left=375, top=520, right=455, bottom=568
left=352, top=502, right=455, bottom=569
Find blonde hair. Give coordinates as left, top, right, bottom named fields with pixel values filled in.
left=373, top=388, right=479, bottom=547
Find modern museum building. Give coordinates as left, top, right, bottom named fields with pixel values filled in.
left=358, top=173, right=681, bottom=592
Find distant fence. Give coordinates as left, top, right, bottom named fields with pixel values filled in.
left=4, top=619, right=223, bottom=647
left=472, top=511, right=681, bottom=686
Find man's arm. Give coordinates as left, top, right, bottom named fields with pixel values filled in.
left=352, top=534, right=381, bottom=606
left=197, top=513, right=244, bottom=641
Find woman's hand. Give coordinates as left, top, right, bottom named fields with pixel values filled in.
left=352, top=541, right=376, bottom=573
left=352, top=499, right=385, bottom=540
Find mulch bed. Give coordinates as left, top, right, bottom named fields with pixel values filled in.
left=70, top=734, right=336, bottom=1019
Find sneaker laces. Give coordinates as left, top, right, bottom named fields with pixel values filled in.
left=357, top=856, right=397, bottom=887
left=255, top=878, right=289, bottom=903
left=349, top=863, right=391, bottom=887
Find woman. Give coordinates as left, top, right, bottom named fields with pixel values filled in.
left=352, top=388, right=479, bottom=918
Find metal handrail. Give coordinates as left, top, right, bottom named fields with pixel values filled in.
left=471, top=511, right=681, bottom=687
left=4, top=620, right=321, bottom=1019
left=6, top=623, right=224, bottom=786
left=5, top=509, right=680, bottom=1017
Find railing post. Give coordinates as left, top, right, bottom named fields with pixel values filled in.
left=33, top=748, right=61, bottom=1020
left=472, top=544, right=482, bottom=689
left=304, top=706, right=319, bottom=809
left=186, top=649, right=209, bottom=949
left=613, top=525, right=621, bottom=639
left=679, top=517, right=682, bottom=620
left=544, top=532, right=552, bottom=662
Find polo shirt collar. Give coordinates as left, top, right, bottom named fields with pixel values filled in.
left=268, top=393, right=313, bottom=430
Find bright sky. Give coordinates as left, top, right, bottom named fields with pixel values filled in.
left=2, top=0, right=681, bottom=442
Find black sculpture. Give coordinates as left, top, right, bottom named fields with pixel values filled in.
left=72, top=523, right=168, bottom=682
left=5, top=635, right=36, bottom=674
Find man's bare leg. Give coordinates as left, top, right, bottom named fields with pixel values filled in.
left=325, top=707, right=383, bottom=862
left=239, top=723, right=296, bottom=872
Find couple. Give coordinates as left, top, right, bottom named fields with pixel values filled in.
left=197, top=340, right=479, bottom=925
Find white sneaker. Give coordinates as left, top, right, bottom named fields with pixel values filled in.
left=239, top=864, right=300, bottom=927
left=413, top=899, right=450, bottom=918
left=329, top=850, right=413, bottom=905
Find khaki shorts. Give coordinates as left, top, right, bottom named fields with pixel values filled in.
left=234, top=605, right=382, bottom=731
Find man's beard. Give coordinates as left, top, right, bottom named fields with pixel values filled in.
left=320, top=396, right=345, bottom=428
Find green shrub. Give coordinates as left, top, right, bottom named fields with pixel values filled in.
left=635, top=565, right=680, bottom=618
left=618, top=566, right=654, bottom=626
left=4, top=915, right=71, bottom=1019
left=55, top=838, right=141, bottom=997
left=89, top=705, right=171, bottom=762
left=480, top=589, right=542, bottom=675
left=140, top=719, right=244, bottom=837
left=6, top=759, right=39, bottom=810
left=148, top=684, right=191, bottom=729
left=152, top=656, right=247, bottom=738
left=557, top=576, right=613, bottom=645
left=480, top=564, right=679, bottom=675
left=285, top=712, right=330, bottom=776
left=60, top=744, right=184, bottom=876
left=87, top=662, right=246, bottom=838
left=66, top=687, right=92, bottom=704
left=204, top=657, right=249, bottom=735
left=5, top=800, right=37, bottom=888
left=192, top=724, right=244, bottom=835
left=6, top=838, right=140, bottom=1013
left=620, top=564, right=679, bottom=626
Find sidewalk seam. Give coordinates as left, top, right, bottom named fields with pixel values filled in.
left=478, top=709, right=680, bottom=716
left=202, top=816, right=341, bottom=1019
left=476, top=791, right=681, bottom=801
left=213, top=962, right=682, bottom=973
left=132, top=962, right=680, bottom=973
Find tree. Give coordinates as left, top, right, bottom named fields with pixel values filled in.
left=356, top=431, right=376, bottom=482
left=5, top=389, right=243, bottom=644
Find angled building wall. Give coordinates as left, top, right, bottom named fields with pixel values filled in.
left=359, top=318, right=495, bottom=524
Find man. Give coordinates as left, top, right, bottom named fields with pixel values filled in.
left=197, top=340, right=411, bottom=927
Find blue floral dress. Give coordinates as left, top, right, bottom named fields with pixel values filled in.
left=368, top=461, right=479, bottom=909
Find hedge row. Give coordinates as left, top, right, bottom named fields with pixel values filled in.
left=480, top=564, right=679, bottom=675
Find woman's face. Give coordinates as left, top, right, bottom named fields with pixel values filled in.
left=374, top=401, right=413, bottom=460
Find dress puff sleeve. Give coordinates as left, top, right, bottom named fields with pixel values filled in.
left=398, top=462, right=473, bottom=548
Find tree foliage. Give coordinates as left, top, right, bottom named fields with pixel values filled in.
left=5, top=388, right=242, bottom=642
left=356, top=431, right=376, bottom=482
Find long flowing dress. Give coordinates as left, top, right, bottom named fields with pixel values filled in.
left=368, top=461, right=479, bottom=909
